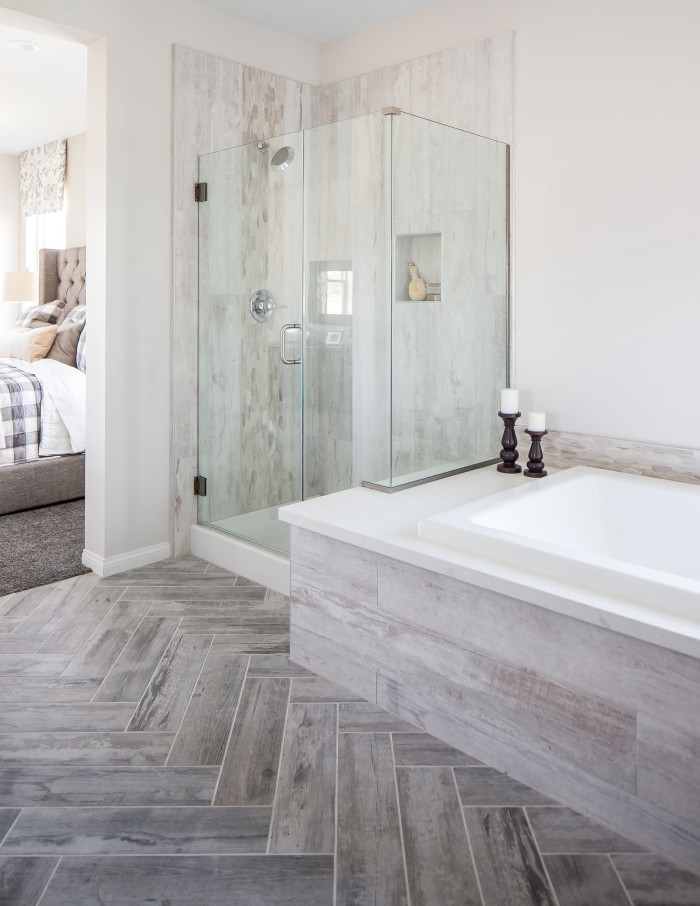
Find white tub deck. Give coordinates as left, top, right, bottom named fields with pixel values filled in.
left=280, top=465, right=700, bottom=658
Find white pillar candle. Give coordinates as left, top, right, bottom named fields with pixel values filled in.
left=528, top=411, right=546, bottom=432
left=500, top=388, right=519, bottom=414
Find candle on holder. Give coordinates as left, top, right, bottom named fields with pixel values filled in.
left=528, top=411, right=546, bottom=432
left=500, top=388, right=519, bottom=414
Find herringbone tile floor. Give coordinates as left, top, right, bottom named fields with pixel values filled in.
left=0, top=557, right=697, bottom=905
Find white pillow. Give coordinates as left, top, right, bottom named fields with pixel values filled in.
left=0, top=325, right=58, bottom=362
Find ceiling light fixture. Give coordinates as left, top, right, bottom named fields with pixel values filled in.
left=5, top=40, right=41, bottom=53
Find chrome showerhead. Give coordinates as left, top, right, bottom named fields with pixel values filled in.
left=271, top=146, right=295, bottom=171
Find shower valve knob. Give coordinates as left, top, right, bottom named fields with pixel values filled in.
left=249, top=289, right=286, bottom=322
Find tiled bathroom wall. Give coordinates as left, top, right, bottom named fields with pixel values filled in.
left=517, top=428, right=700, bottom=483
left=172, top=34, right=515, bottom=554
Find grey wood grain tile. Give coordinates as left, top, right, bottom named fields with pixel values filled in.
left=455, top=766, right=554, bottom=806
left=338, top=702, right=419, bottom=733
left=100, top=573, right=238, bottom=587
left=527, top=806, right=643, bottom=853
left=0, top=810, right=20, bottom=845
left=147, top=600, right=288, bottom=619
left=215, top=678, right=290, bottom=806
left=248, top=655, right=313, bottom=677
left=0, top=732, right=174, bottom=766
left=392, top=733, right=481, bottom=766
left=544, top=854, right=632, bottom=906
left=292, top=631, right=378, bottom=703
left=265, top=589, right=290, bottom=604
left=611, top=854, right=700, bottom=906
left=121, top=586, right=267, bottom=603
left=0, top=766, right=218, bottom=807
left=0, top=703, right=135, bottom=733
left=269, top=703, right=336, bottom=854
left=336, top=733, right=408, bottom=906
left=0, top=654, right=73, bottom=676
left=0, top=855, right=58, bottom=906
left=37, top=587, right=125, bottom=656
left=0, top=677, right=100, bottom=703
left=378, top=672, right=700, bottom=877
left=290, top=676, right=364, bottom=702
left=2, top=806, right=271, bottom=855
left=464, top=807, right=557, bottom=905
left=13, top=574, right=98, bottom=637
left=326, top=552, right=639, bottom=791
left=0, top=635, right=49, bottom=655
left=61, top=600, right=149, bottom=678
left=637, top=712, right=700, bottom=826
left=128, top=633, right=212, bottom=731
left=291, top=529, right=378, bottom=613
left=395, top=766, right=481, bottom=906
left=167, top=654, right=248, bottom=767
left=93, top=617, right=180, bottom=702
left=0, top=585, right=54, bottom=621
left=0, top=732, right=174, bottom=769
left=182, top=623, right=289, bottom=646
left=0, top=618, right=22, bottom=634
left=40, top=854, right=334, bottom=905
left=378, top=553, right=700, bottom=737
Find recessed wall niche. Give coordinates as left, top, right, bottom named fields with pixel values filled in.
left=394, top=233, right=442, bottom=302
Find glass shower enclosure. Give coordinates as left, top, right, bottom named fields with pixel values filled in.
left=197, top=110, right=509, bottom=555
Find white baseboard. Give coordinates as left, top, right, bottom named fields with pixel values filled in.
left=190, top=524, right=290, bottom=595
left=82, top=542, right=171, bottom=578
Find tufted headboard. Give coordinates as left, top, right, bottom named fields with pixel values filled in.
left=38, top=247, right=86, bottom=312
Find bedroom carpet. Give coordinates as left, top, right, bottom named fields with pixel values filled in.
left=0, top=498, right=89, bottom=595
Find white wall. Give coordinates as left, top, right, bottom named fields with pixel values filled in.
left=0, top=0, right=320, bottom=567
left=65, top=132, right=86, bottom=248
left=0, top=153, right=19, bottom=336
left=321, top=0, right=700, bottom=450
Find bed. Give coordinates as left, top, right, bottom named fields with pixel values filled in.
left=0, top=247, right=86, bottom=515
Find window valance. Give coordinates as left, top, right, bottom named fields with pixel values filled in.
left=19, top=139, right=67, bottom=217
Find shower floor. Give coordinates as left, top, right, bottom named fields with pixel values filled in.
left=207, top=504, right=292, bottom=556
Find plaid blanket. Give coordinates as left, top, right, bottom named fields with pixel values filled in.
left=0, top=363, right=42, bottom=464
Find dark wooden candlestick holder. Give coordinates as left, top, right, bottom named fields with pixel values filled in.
left=524, top=429, right=548, bottom=477
left=497, top=411, right=522, bottom=473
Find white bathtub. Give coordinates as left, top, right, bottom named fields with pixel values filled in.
left=418, top=466, right=700, bottom=622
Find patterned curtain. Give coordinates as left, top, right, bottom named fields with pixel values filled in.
left=19, top=139, right=67, bottom=217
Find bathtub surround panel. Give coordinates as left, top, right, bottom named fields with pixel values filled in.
left=289, top=526, right=700, bottom=874
left=517, top=428, right=700, bottom=485
left=173, top=34, right=514, bottom=554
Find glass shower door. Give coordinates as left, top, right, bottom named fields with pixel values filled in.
left=197, top=131, right=303, bottom=555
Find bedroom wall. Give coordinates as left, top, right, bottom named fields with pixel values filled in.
left=320, top=0, right=700, bottom=451
left=0, top=0, right=320, bottom=571
left=0, top=153, right=19, bottom=337
left=65, top=132, right=86, bottom=248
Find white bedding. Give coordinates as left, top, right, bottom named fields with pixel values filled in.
left=0, top=356, right=86, bottom=456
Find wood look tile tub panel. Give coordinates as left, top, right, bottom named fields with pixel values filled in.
left=289, top=526, right=700, bottom=874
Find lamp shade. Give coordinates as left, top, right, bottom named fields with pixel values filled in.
left=3, top=271, right=38, bottom=303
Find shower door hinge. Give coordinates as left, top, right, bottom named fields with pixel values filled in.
left=194, top=475, right=207, bottom=497
left=194, top=182, right=207, bottom=202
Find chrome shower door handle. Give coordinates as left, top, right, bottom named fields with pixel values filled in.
left=280, top=323, right=302, bottom=364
